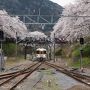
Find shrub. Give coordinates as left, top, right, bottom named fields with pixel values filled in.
left=3, top=43, right=16, bottom=56
left=55, top=48, right=62, bottom=56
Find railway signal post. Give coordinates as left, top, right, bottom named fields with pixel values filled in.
left=79, top=37, right=84, bottom=70
left=0, top=30, right=5, bottom=71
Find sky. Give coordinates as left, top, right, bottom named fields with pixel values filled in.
left=50, top=0, right=75, bottom=6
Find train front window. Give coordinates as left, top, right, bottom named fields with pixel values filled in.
left=36, top=50, right=46, bottom=54
left=36, top=51, right=40, bottom=54
left=42, top=51, right=46, bottom=54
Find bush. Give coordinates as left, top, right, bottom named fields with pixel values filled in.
left=72, top=49, right=80, bottom=57
left=83, top=44, right=90, bottom=57
left=3, top=43, right=16, bottom=56
left=72, top=44, right=90, bottom=58
left=55, top=48, right=62, bottom=56
left=71, top=57, right=90, bottom=68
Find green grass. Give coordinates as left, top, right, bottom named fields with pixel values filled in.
left=3, top=43, right=16, bottom=56
left=32, top=69, right=63, bottom=90
left=41, top=69, right=62, bottom=90
left=82, top=44, right=90, bottom=57
left=72, top=49, right=80, bottom=57
left=72, top=44, right=90, bottom=58
left=70, top=44, right=90, bottom=68
left=71, top=57, right=90, bottom=68
left=42, top=69, right=55, bottom=75
left=55, top=48, right=62, bottom=56
left=3, top=43, right=24, bottom=57
left=5, top=57, right=26, bottom=67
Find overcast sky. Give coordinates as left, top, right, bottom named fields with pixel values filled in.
left=50, top=0, right=75, bottom=6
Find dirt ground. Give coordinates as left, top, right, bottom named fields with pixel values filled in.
left=67, top=85, right=90, bottom=90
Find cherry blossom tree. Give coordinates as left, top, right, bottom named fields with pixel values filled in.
left=25, top=31, right=47, bottom=40
left=51, top=0, right=90, bottom=42
left=0, top=10, right=27, bottom=39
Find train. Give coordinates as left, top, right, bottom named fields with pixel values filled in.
left=35, top=48, right=47, bottom=61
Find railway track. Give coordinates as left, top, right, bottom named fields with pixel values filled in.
left=44, top=61, right=90, bottom=87
left=0, top=62, right=42, bottom=90
left=32, top=72, right=43, bottom=88
left=0, top=62, right=39, bottom=80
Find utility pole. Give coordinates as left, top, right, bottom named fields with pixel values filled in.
left=37, top=8, right=40, bottom=22
left=54, top=33, right=55, bottom=62
left=48, top=36, right=52, bottom=60
left=49, top=44, right=52, bottom=60
left=24, top=44, right=27, bottom=60
left=0, top=41, right=3, bottom=71
left=0, top=30, right=4, bottom=71
left=15, top=32, right=18, bottom=60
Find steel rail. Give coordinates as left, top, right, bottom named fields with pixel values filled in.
left=45, top=62, right=90, bottom=87
left=10, top=62, right=42, bottom=90
left=0, top=62, right=39, bottom=86
left=0, top=62, right=38, bottom=79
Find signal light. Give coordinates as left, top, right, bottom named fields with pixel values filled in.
left=0, top=31, right=4, bottom=41
left=80, top=37, right=84, bottom=44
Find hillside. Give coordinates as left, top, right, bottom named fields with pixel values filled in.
left=0, top=0, right=63, bottom=15
left=0, top=0, right=63, bottom=33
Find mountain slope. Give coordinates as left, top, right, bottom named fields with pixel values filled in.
left=0, top=0, right=63, bottom=33
left=0, top=0, right=63, bottom=15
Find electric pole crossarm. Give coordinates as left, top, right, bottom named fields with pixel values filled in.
left=25, top=16, right=37, bottom=23
left=25, top=23, right=56, bottom=25
left=10, top=15, right=60, bottom=25
left=39, top=16, right=50, bottom=23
